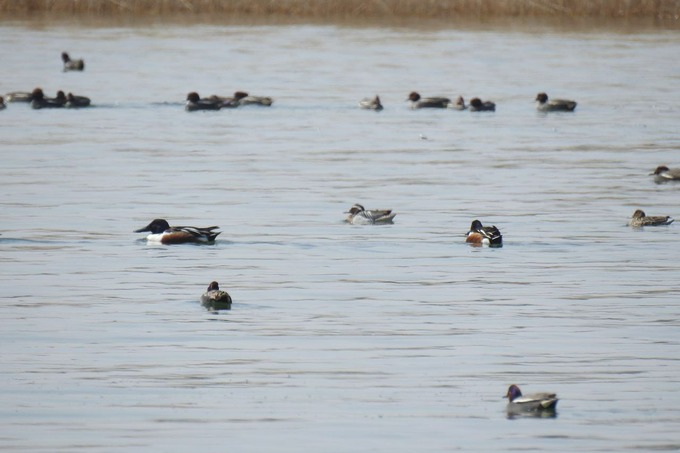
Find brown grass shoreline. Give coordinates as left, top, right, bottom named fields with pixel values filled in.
left=2, top=0, right=680, bottom=20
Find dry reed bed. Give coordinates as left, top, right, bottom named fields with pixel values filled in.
left=2, top=0, right=679, bottom=18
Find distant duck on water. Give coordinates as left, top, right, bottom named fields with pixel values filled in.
left=134, top=218, right=221, bottom=244
left=629, top=209, right=673, bottom=227
left=466, top=220, right=502, bottom=246
left=345, top=203, right=396, bottom=225
left=359, top=95, right=383, bottom=111
left=62, top=51, right=85, bottom=71
left=505, top=385, right=558, bottom=416
left=200, top=281, right=232, bottom=311
left=535, top=92, right=577, bottom=112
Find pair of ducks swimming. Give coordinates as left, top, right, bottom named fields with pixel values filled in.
left=360, top=92, right=576, bottom=112
left=5, top=88, right=91, bottom=109
left=344, top=204, right=503, bottom=246
left=186, top=91, right=273, bottom=111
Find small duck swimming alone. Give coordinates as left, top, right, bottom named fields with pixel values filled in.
left=505, top=385, right=558, bottom=415
left=66, top=92, right=91, bottom=108
left=535, top=92, right=577, bottom=112
left=62, top=52, right=85, bottom=71
left=185, top=92, right=222, bottom=111
left=629, top=209, right=674, bottom=227
left=407, top=92, right=451, bottom=109
left=468, top=97, right=496, bottom=112
left=466, top=220, right=503, bottom=246
left=200, top=281, right=232, bottom=311
left=650, top=165, right=680, bottom=183
left=345, top=203, right=396, bottom=225
left=135, top=219, right=221, bottom=244
left=359, top=95, right=383, bottom=111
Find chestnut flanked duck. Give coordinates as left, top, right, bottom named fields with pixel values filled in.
left=185, top=92, right=221, bottom=112
left=407, top=91, right=451, bottom=109
left=359, top=95, right=383, bottom=111
left=345, top=203, right=396, bottom=225
left=201, top=281, right=232, bottom=310
left=62, top=52, right=85, bottom=71
left=629, top=210, right=674, bottom=227
left=466, top=220, right=502, bottom=246
left=535, top=92, right=577, bottom=112
left=505, top=385, right=558, bottom=415
left=30, top=88, right=66, bottom=109
left=650, top=165, right=680, bottom=183
left=469, top=97, right=496, bottom=112
left=135, top=219, right=221, bottom=244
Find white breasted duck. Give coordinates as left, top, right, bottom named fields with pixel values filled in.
left=469, top=97, right=496, bottom=112
left=5, top=91, right=33, bottom=102
left=135, top=219, right=221, bottom=244
left=535, top=92, right=576, bottom=112
left=407, top=91, right=451, bottom=109
left=629, top=210, right=674, bottom=227
left=359, top=95, right=383, bottom=111
left=62, top=52, right=85, bottom=71
left=200, top=281, right=232, bottom=310
left=650, top=165, right=680, bottom=182
left=345, top=203, right=396, bottom=225
left=466, top=220, right=502, bottom=246
left=505, top=384, right=558, bottom=415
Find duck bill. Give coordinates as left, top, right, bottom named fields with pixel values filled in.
left=134, top=224, right=152, bottom=233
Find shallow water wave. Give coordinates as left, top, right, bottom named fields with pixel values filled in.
left=1, top=21, right=680, bottom=452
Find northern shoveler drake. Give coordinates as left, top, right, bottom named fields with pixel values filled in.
left=466, top=220, right=502, bottom=246
left=345, top=203, right=396, bottom=225
left=469, top=97, right=496, bottom=112
left=62, top=52, right=84, bottom=71
left=200, top=281, right=232, bottom=310
left=359, top=95, right=383, bottom=111
left=407, top=92, right=451, bottom=109
left=30, top=88, right=66, bottom=109
left=535, top=92, right=576, bottom=112
left=448, top=95, right=467, bottom=110
left=0, top=96, right=5, bottom=110
left=5, top=91, right=33, bottom=102
left=505, top=385, right=558, bottom=415
left=66, top=92, right=91, bottom=108
left=185, top=92, right=221, bottom=112
left=629, top=210, right=674, bottom=227
left=650, top=165, right=680, bottom=182
left=135, top=219, right=221, bottom=244
left=238, top=92, right=274, bottom=106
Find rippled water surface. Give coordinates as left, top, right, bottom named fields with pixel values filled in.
left=1, top=19, right=680, bottom=452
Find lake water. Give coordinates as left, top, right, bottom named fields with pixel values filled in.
left=1, top=18, right=680, bottom=452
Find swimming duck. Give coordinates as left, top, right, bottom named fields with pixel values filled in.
left=345, top=203, right=396, bottom=225
left=407, top=92, right=451, bottom=109
left=505, top=385, right=558, bottom=414
left=200, top=281, right=232, bottom=310
left=469, top=97, right=496, bottom=112
left=629, top=210, right=674, bottom=227
left=62, top=52, right=85, bottom=71
left=535, top=92, right=576, bottom=112
left=238, top=92, right=274, bottom=106
left=206, top=91, right=248, bottom=108
left=0, top=96, right=5, bottom=110
left=185, top=92, right=221, bottom=112
left=650, top=165, right=680, bottom=182
left=466, top=220, right=502, bottom=246
left=66, top=92, right=91, bottom=108
left=448, top=96, right=467, bottom=110
left=135, top=218, right=221, bottom=244
left=359, top=95, right=383, bottom=111
left=5, top=91, right=32, bottom=102
left=30, top=88, right=66, bottom=109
